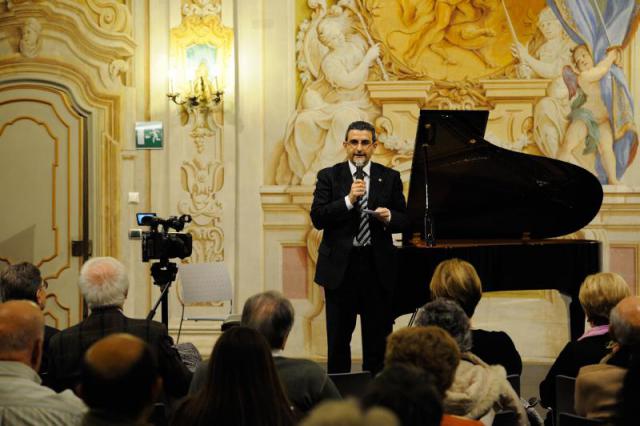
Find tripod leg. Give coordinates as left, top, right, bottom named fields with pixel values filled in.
left=161, top=289, right=169, bottom=327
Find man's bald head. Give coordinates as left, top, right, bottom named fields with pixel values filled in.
left=0, top=300, right=44, bottom=369
left=85, top=333, right=146, bottom=378
left=610, top=296, right=640, bottom=346
left=81, top=333, right=159, bottom=421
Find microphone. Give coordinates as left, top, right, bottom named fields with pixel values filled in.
left=354, top=158, right=365, bottom=180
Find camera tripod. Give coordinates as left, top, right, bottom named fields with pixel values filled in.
left=146, top=259, right=178, bottom=327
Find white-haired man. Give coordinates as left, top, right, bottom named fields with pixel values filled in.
left=47, top=257, right=191, bottom=400
left=0, top=300, right=86, bottom=425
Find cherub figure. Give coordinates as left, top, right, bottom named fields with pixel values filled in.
left=19, top=18, right=42, bottom=58
left=511, top=7, right=575, bottom=158
left=558, top=45, right=622, bottom=185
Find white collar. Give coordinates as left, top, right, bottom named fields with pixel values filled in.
left=348, top=160, right=372, bottom=176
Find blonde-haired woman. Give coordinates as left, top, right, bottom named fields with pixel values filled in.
left=429, top=258, right=522, bottom=375
left=539, top=272, right=630, bottom=417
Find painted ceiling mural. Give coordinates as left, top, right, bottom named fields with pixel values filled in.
left=276, top=0, right=640, bottom=187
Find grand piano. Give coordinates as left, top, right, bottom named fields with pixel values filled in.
left=395, top=110, right=603, bottom=340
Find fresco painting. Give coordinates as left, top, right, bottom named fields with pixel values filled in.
left=277, top=0, right=640, bottom=186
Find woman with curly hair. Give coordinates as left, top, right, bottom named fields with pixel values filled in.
left=429, top=258, right=522, bottom=375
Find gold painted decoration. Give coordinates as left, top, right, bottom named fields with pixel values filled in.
left=171, top=5, right=233, bottom=264
left=360, top=0, right=546, bottom=80
left=182, top=0, right=221, bottom=18
left=86, top=0, right=130, bottom=33
left=178, top=157, right=224, bottom=262
left=18, top=17, right=42, bottom=58
left=424, top=79, right=492, bottom=109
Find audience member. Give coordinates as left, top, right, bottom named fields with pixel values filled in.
left=575, top=295, right=640, bottom=422
left=385, top=326, right=483, bottom=426
left=415, top=298, right=527, bottom=425
left=0, top=300, right=85, bottom=425
left=79, top=333, right=161, bottom=425
left=47, top=257, right=191, bottom=400
left=429, top=258, right=522, bottom=375
left=300, top=400, right=399, bottom=426
left=614, top=346, right=640, bottom=426
left=171, top=326, right=296, bottom=426
left=362, top=363, right=443, bottom=426
left=0, top=261, right=59, bottom=376
left=539, top=272, right=629, bottom=419
left=190, top=290, right=340, bottom=413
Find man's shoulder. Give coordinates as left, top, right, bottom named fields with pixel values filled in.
left=49, top=321, right=82, bottom=345
left=371, top=161, right=400, bottom=177
left=125, top=315, right=167, bottom=331
left=579, top=363, right=625, bottom=375
left=318, top=162, right=348, bottom=176
left=276, top=356, right=327, bottom=374
left=50, top=313, right=167, bottom=345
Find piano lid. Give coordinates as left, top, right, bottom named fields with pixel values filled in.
left=404, top=110, right=604, bottom=242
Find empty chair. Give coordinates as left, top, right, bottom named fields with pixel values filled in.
left=328, top=371, right=372, bottom=398
left=558, top=412, right=605, bottom=426
left=176, top=262, right=233, bottom=341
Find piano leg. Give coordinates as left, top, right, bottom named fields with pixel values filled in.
left=568, top=294, right=586, bottom=341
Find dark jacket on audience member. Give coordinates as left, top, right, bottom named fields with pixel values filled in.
left=539, top=333, right=612, bottom=410
left=40, top=324, right=59, bottom=378
left=470, top=329, right=522, bottom=376
left=47, top=306, right=192, bottom=398
left=190, top=355, right=341, bottom=413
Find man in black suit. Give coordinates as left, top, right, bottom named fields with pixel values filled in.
left=0, top=262, right=59, bottom=378
left=311, top=120, right=408, bottom=374
left=47, top=257, right=191, bottom=400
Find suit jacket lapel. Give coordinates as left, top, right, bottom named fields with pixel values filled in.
left=339, top=162, right=353, bottom=199
left=368, top=162, right=381, bottom=209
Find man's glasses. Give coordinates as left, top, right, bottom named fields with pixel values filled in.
left=347, top=140, right=373, bottom=147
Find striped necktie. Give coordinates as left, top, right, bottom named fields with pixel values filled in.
left=356, top=189, right=371, bottom=246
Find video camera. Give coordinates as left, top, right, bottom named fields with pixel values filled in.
left=136, top=213, right=193, bottom=262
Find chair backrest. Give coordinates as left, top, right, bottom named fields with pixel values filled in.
left=492, top=410, right=517, bottom=426
left=555, top=375, right=576, bottom=426
left=221, top=313, right=242, bottom=331
left=506, top=374, right=520, bottom=396
left=558, top=412, right=605, bottom=426
left=178, top=262, right=233, bottom=305
left=328, top=371, right=373, bottom=398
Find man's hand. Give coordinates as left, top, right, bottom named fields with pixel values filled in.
left=372, top=207, right=391, bottom=224
left=348, top=180, right=366, bottom=205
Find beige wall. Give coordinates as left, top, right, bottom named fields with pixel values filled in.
left=1, top=0, right=639, bottom=363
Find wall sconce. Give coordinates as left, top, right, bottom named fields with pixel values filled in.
left=167, top=60, right=223, bottom=152
left=167, top=60, right=223, bottom=109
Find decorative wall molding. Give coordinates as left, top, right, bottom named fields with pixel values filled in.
left=170, top=8, right=233, bottom=265
left=0, top=1, right=134, bottom=262
left=182, top=0, right=220, bottom=18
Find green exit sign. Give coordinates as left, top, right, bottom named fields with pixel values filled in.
left=135, top=121, right=163, bottom=149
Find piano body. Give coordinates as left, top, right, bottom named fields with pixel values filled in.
left=395, top=110, right=604, bottom=340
